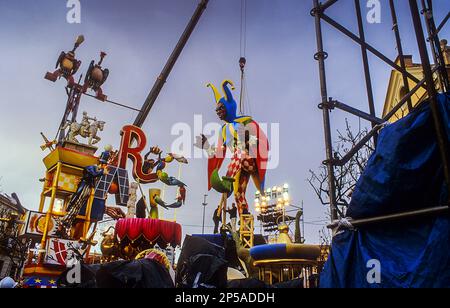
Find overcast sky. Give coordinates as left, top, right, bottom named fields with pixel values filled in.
left=0, top=0, right=449, bottom=243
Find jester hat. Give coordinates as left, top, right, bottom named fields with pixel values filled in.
left=207, top=80, right=239, bottom=123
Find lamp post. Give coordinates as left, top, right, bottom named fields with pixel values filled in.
left=273, top=184, right=289, bottom=224
left=282, top=184, right=289, bottom=224
left=254, top=183, right=290, bottom=234
left=201, top=194, right=207, bottom=234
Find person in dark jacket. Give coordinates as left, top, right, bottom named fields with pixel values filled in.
left=213, top=206, right=222, bottom=234
left=226, top=203, right=238, bottom=232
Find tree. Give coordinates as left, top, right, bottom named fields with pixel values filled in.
left=308, top=120, right=375, bottom=218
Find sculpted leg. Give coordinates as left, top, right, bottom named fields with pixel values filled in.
left=235, top=170, right=250, bottom=215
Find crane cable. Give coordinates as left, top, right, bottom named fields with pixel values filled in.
left=239, top=0, right=247, bottom=115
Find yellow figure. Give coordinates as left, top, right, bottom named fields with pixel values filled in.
left=149, top=188, right=161, bottom=219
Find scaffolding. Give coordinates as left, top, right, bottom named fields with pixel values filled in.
left=239, top=214, right=254, bottom=248
left=311, top=0, right=450, bottom=225
left=37, top=146, right=99, bottom=253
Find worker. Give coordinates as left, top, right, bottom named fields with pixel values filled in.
left=226, top=203, right=238, bottom=232
left=213, top=205, right=222, bottom=234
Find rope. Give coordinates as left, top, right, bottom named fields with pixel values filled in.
left=239, top=67, right=245, bottom=114
left=335, top=217, right=355, bottom=235
left=240, top=0, right=247, bottom=57
left=83, top=93, right=141, bottom=112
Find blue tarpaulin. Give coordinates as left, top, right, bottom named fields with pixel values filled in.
left=320, top=93, right=450, bottom=288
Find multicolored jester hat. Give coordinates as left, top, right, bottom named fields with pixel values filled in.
left=205, top=80, right=269, bottom=215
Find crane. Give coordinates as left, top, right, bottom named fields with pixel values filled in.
left=133, top=0, right=210, bottom=127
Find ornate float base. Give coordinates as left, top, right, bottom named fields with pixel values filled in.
left=43, top=146, right=98, bottom=170
left=62, top=140, right=98, bottom=156
left=21, top=264, right=65, bottom=288
left=113, top=218, right=182, bottom=260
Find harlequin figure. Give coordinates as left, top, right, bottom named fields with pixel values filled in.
left=201, top=80, right=269, bottom=215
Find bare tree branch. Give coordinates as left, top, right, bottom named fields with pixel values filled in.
left=308, top=120, right=375, bottom=218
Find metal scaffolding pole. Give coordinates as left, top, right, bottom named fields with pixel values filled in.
left=334, top=65, right=438, bottom=167
left=389, top=0, right=413, bottom=112
left=420, top=0, right=449, bottom=92
left=312, top=0, right=338, bottom=221
left=311, top=0, right=449, bottom=228
left=328, top=206, right=449, bottom=229
left=409, top=0, right=450, bottom=202
left=354, top=0, right=378, bottom=144
left=319, top=12, right=427, bottom=89
left=328, top=100, right=384, bottom=125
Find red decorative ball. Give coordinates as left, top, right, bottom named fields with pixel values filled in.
left=108, top=182, right=119, bottom=194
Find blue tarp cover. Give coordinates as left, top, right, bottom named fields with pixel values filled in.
left=320, top=93, right=450, bottom=288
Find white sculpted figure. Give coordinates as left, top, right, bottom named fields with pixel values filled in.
left=126, top=182, right=138, bottom=218
left=62, top=111, right=105, bottom=145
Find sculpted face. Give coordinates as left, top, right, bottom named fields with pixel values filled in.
left=216, top=102, right=227, bottom=121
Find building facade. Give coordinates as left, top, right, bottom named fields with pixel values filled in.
left=0, top=193, right=27, bottom=279
left=383, top=39, right=450, bottom=121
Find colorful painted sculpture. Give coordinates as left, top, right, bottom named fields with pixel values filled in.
left=149, top=188, right=162, bottom=218
left=45, top=35, right=84, bottom=87
left=126, top=182, right=138, bottom=218
left=200, top=80, right=269, bottom=215
left=56, top=165, right=106, bottom=238
left=146, top=186, right=185, bottom=212
left=62, top=111, right=105, bottom=145
left=143, top=146, right=187, bottom=209
left=99, top=144, right=113, bottom=164
left=82, top=51, right=109, bottom=101
left=100, top=226, right=119, bottom=262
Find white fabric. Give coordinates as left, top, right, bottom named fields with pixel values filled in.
left=0, top=277, right=18, bottom=288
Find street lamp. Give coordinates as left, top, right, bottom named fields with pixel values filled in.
left=272, top=186, right=278, bottom=199
left=261, top=196, right=267, bottom=213
left=254, top=183, right=291, bottom=232
left=254, top=197, right=260, bottom=212
left=280, top=184, right=290, bottom=223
